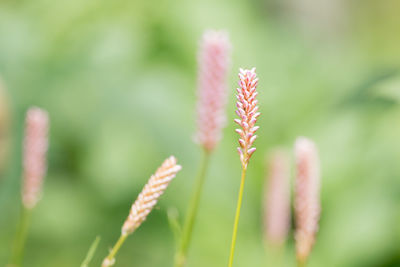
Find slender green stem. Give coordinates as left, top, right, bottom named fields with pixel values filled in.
left=102, top=234, right=128, bottom=266
left=297, top=258, right=307, bottom=267
left=167, top=207, right=182, bottom=244
left=174, top=149, right=211, bottom=267
left=81, top=236, right=101, bottom=267
left=227, top=166, right=247, bottom=267
left=264, top=243, right=285, bottom=267
left=9, top=206, right=32, bottom=267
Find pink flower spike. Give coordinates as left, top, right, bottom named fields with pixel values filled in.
left=263, top=149, right=291, bottom=247
left=22, top=107, right=49, bottom=210
left=121, top=156, right=182, bottom=235
left=195, top=30, right=232, bottom=152
left=235, top=68, right=260, bottom=168
left=294, top=137, right=321, bottom=264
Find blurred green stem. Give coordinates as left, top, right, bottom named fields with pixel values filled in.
left=297, top=258, right=307, bottom=267
left=167, top=207, right=182, bottom=243
left=227, top=166, right=247, bottom=267
left=265, top=243, right=285, bottom=267
left=102, top=234, right=128, bottom=267
left=9, top=206, right=32, bottom=267
left=81, top=236, right=101, bottom=267
left=174, top=149, right=211, bottom=267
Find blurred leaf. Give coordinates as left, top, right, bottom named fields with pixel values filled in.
left=167, top=207, right=182, bottom=246
left=342, top=68, right=400, bottom=108
left=80, top=236, right=101, bottom=267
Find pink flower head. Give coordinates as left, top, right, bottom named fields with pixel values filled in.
left=195, top=30, right=232, bottom=152
left=22, top=107, right=49, bottom=209
left=234, top=68, right=260, bottom=168
left=263, top=149, right=291, bottom=246
left=294, top=137, right=321, bottom=263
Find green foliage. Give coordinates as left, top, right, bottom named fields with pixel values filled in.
left=81, top=236, right=101, bottom=267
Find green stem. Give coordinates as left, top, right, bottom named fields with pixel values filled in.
left=102, top=234, right=128, bottom=267
left=174, top=149, right=211, bottom=267
left=297, top=258, right=307, bottom=267
left=81, top=236, right=101, bottom=267
left=227, top=166, right=247, bottom=267
left=264, top=243, right=285, bottom=267
left=9, top=206, right=32, bottom=267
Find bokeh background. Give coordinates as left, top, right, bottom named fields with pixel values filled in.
left=1, top=0, right=400, bottom=266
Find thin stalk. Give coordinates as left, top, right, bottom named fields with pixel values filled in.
left=167, top=207, right=182, bottom=244
left=174, top=150, right=211, bottom=267
left=297, top=258, right=307, bottom=267
left=227, top=166, right=247, bottom=267
left=264, top=243, right=285, bottom=267
left=102, top=234, right=128, bottom=266
left=9, top=206, right=32, bottom=267
left=81, top=236, right=101, bottom=267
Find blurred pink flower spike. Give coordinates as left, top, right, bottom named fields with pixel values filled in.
left=294, top=137, right=321, bottom=265
left=195, top=30, right=232, bottom=152
left=22, top=107, right=49, bottom=210
left=235, top=68, right=260, bottom=168
left=264, top=149, right=291, bottom=247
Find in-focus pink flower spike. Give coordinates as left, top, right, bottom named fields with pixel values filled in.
left=294, top=137, right=321, bottom=265
left=235, top=68, right=260, bottom=168
left=263, top=149, right=291, bottom=247
left=22, top=107, right=49, bottom=210
left=228, top=68, right=260, bottom=267
left=195, top=30, right=232, bottom=152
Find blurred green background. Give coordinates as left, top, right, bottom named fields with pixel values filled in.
left=1, top=0, right=400, bottom=266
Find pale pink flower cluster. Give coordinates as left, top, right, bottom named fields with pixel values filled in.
left=264, top=150, right=291, bottom=246
left=294, top=137, right=321, bottom=263
left=195, top=30, right=231, bottom=152
left=22, top=107, right=49, bottom=210
left=121, top=156, right=182, bottom=235
left=234, top=68, right=260, bottom=168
